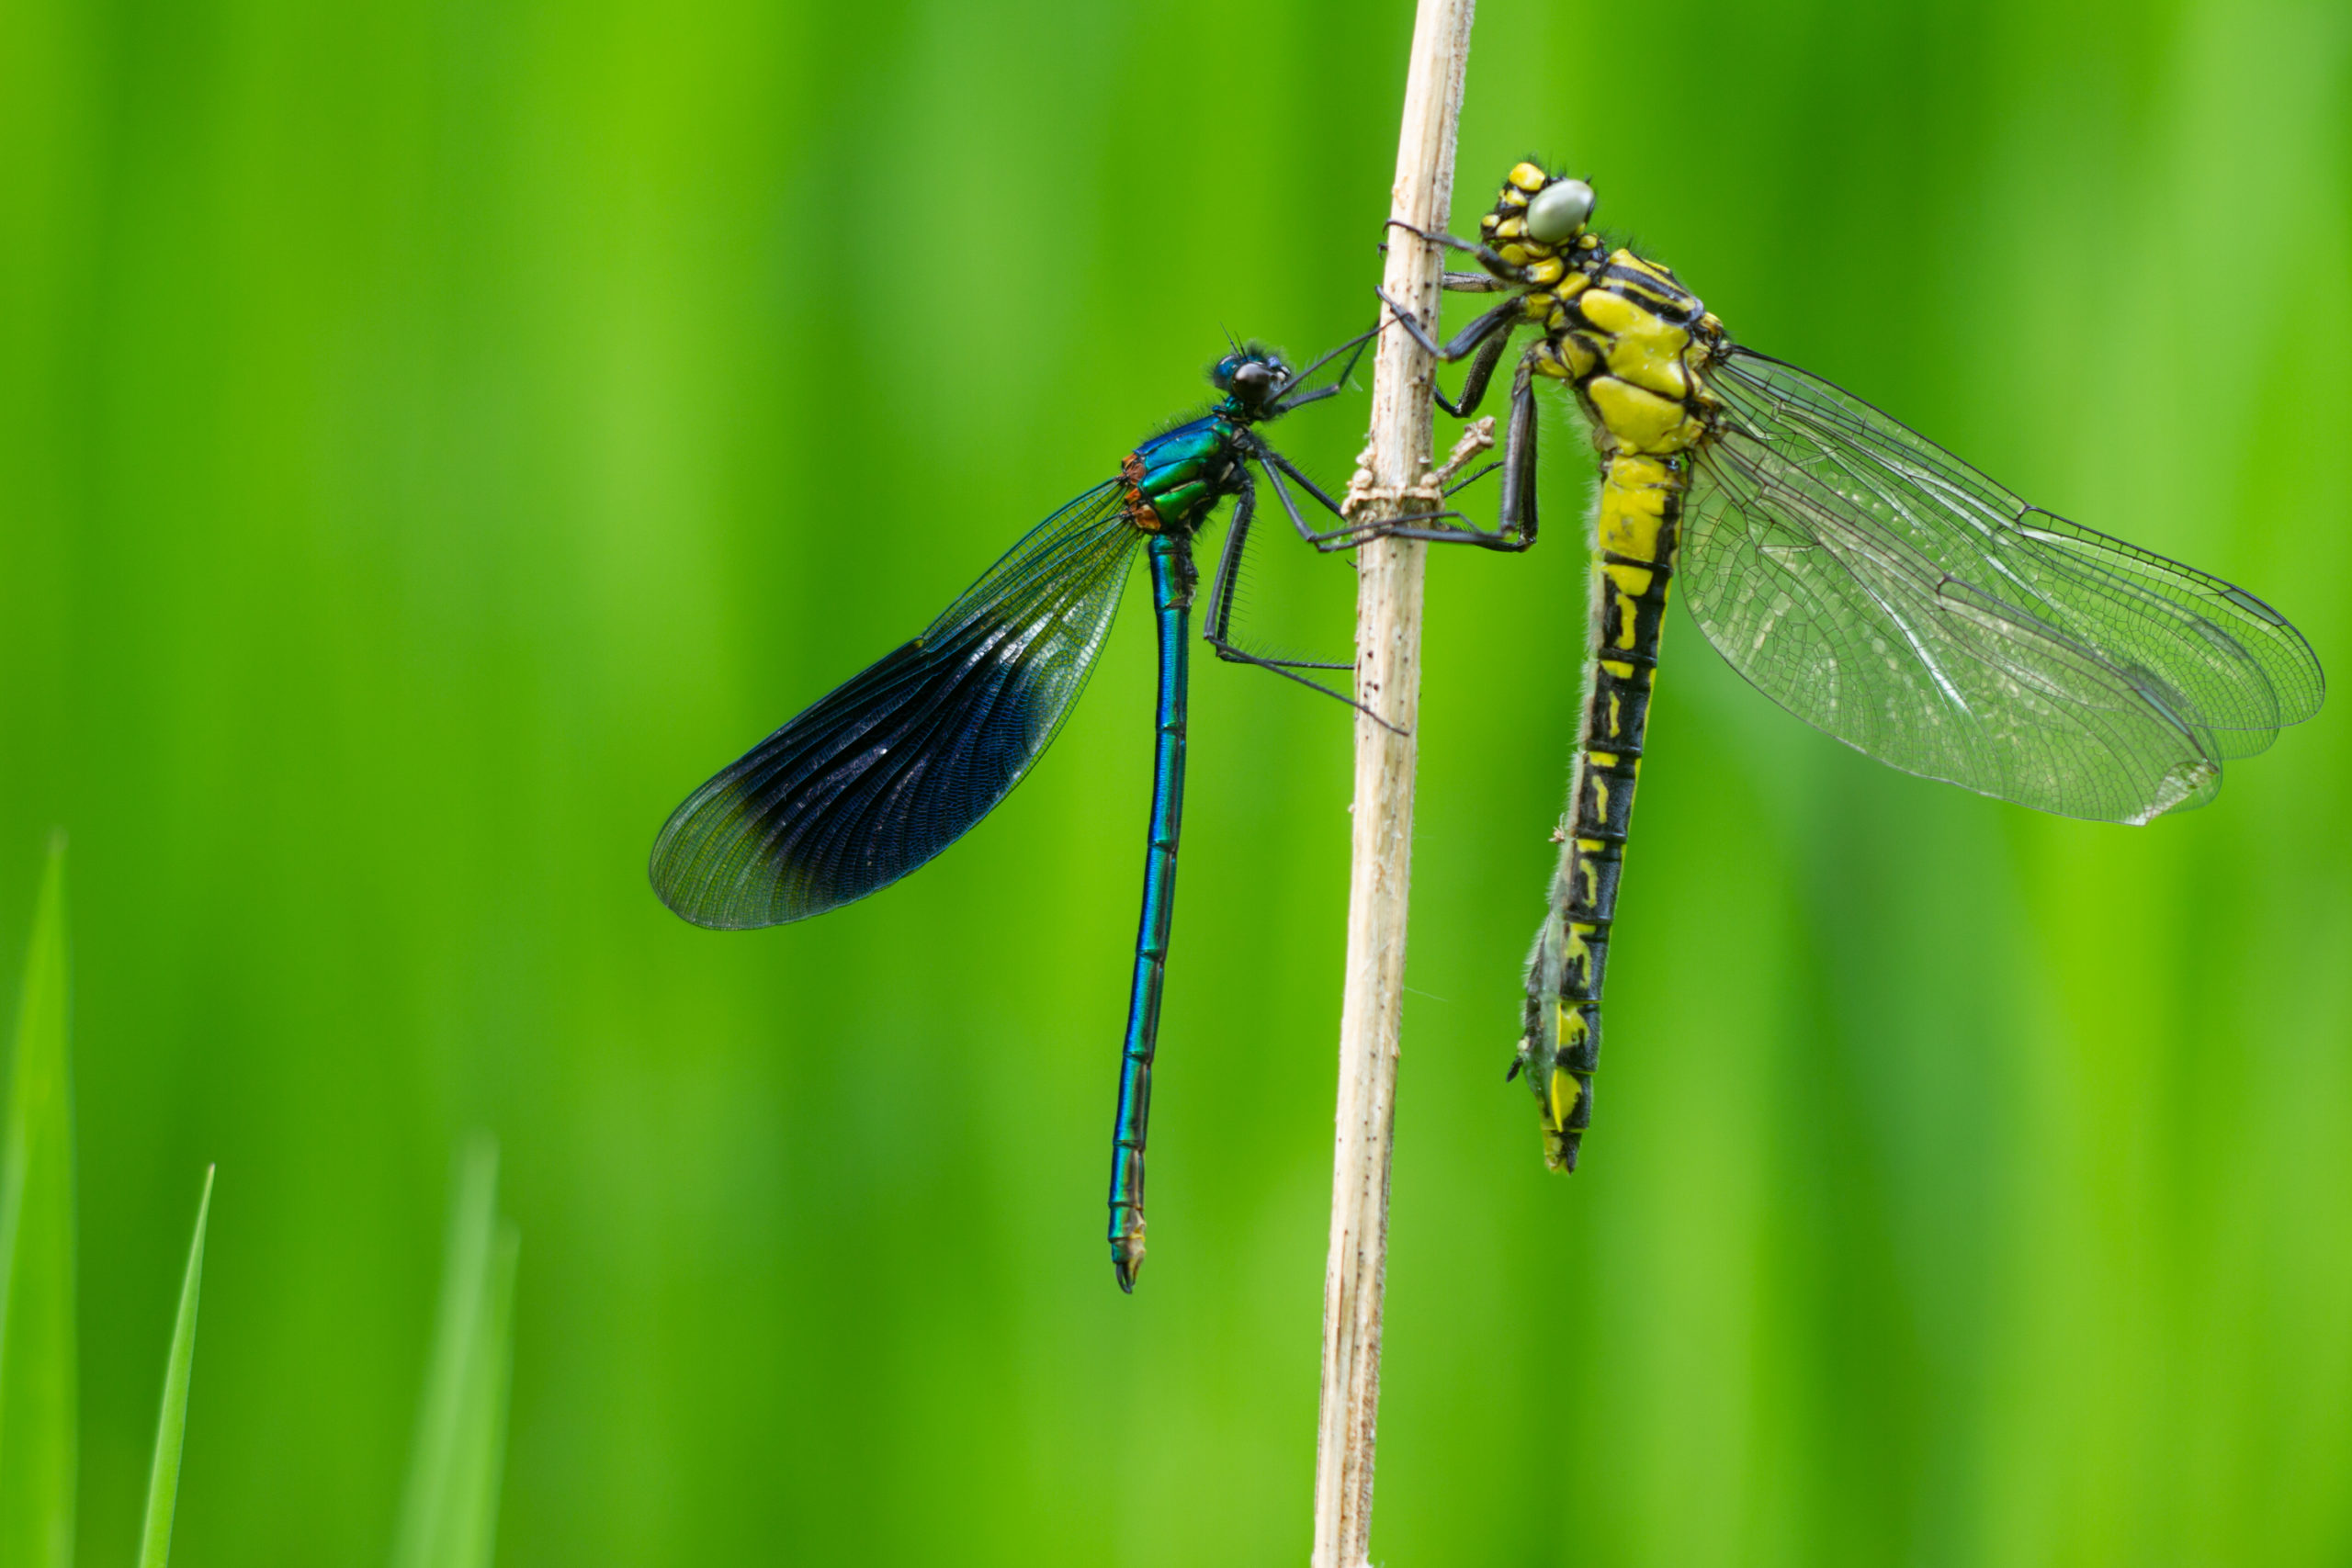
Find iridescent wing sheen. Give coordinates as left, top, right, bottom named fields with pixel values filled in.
left=652, top=481, right=1143, bottom=928
left=1680, top=348, right=2324, bottom=823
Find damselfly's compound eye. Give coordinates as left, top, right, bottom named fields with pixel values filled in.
left=1525, top=178, right=1595, bottom=245
left=1229, top=356, right=1287, bottom=405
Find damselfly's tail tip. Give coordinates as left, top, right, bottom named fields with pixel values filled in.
left=1112, top=1232, right=1146, bottom=1293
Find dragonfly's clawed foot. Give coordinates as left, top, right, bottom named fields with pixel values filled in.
left=1373, top=286, right=1443, bottom=355
left=1383, top=220, right=1494, bottom=269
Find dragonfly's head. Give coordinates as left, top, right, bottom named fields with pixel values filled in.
left=1482, top=163, right=1599, bottom=265
left=1210, top=344, right=1295, bottom=421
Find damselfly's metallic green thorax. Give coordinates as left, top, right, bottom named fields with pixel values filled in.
left=1374, top=159, right=2325, bottom=1178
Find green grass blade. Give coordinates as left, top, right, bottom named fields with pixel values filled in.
left=390, top=1133, right=517, bottom=1568
left=440, top=1221, right=518, bottom=1568
left=0, top=838, right=75, bottom=1568
left=136, top=1165, right=215, bottom=1568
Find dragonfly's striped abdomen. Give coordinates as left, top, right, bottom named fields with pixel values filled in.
left=1512, top=223, right=1721, bottom=1170
left=1521, top=454, right=1689, bottom=1168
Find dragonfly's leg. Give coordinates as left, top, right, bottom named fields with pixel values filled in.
left=1374, top=287, right=1522, bottom=420
left=1442, top=459, right=1501, bottom=496
left=1443, top=269, right=1512, bottom=293
left=1494, top=351, right=1542, bottom=546
left=1384, top=219, right=1514, bottom=278
left=1364, top=358, right=1545, bottom=547
left=1373, top=351, right=1544, bottom=549
left=1376, top=249, right=1514, bottom=296
left=1441, top=322, right=1520, bottom=421
left=1375, top=286, right=1521, bottom=367
left=1373, top=284, right=1445, bottom=358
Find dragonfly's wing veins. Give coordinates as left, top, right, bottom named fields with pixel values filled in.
left=652, top=482, right=1143, bottom=927
left=1680, top=349, right=2324, bottom=823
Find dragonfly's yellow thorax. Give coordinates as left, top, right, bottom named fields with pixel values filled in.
left=1545, top=254, right=1720, bottom=458
left=1479, top=164, right=1724, bottom=460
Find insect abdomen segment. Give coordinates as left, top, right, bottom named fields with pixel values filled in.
left=1521, top=451, right=1687, bottom=1168
left=1109, top=534, right=1193, bottom=1291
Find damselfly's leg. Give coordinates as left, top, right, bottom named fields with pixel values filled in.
left=1258, top=445, right=1349, bottom=535
left=1256, top=420, right=1517, bottom=554
left=1203, top=468, right=1401, bottom=730
left=1204, top=474, right=1348, bottom=681
left=1271, top=324, right=1380, bottom=416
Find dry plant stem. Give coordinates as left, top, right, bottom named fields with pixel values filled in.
left=1310, top=1, right=1475, bottom=1564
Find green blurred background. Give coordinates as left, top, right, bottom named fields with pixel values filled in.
left=4, top=0, right=2348, bottom=1561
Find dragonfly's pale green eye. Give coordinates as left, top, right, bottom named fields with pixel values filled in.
left=1525, top=178, right=1595, bottom=244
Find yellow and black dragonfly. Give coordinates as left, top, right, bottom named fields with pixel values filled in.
left=1381, top=163, right=2325, bottom=1172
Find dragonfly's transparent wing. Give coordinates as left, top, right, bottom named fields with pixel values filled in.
left=652, top=482, right=1144, bottom=927
left=1680, top=348, right=2324, bottom=823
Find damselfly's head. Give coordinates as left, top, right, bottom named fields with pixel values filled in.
left=1210, top=345, right=1295, bottom=422
left=1482, top=163, right=1599, bottom=265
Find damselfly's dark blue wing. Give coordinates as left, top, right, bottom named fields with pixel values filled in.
left=1684, top=349, right=2324, bottom=824
left=652, top=481, right=1143, bottom=927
